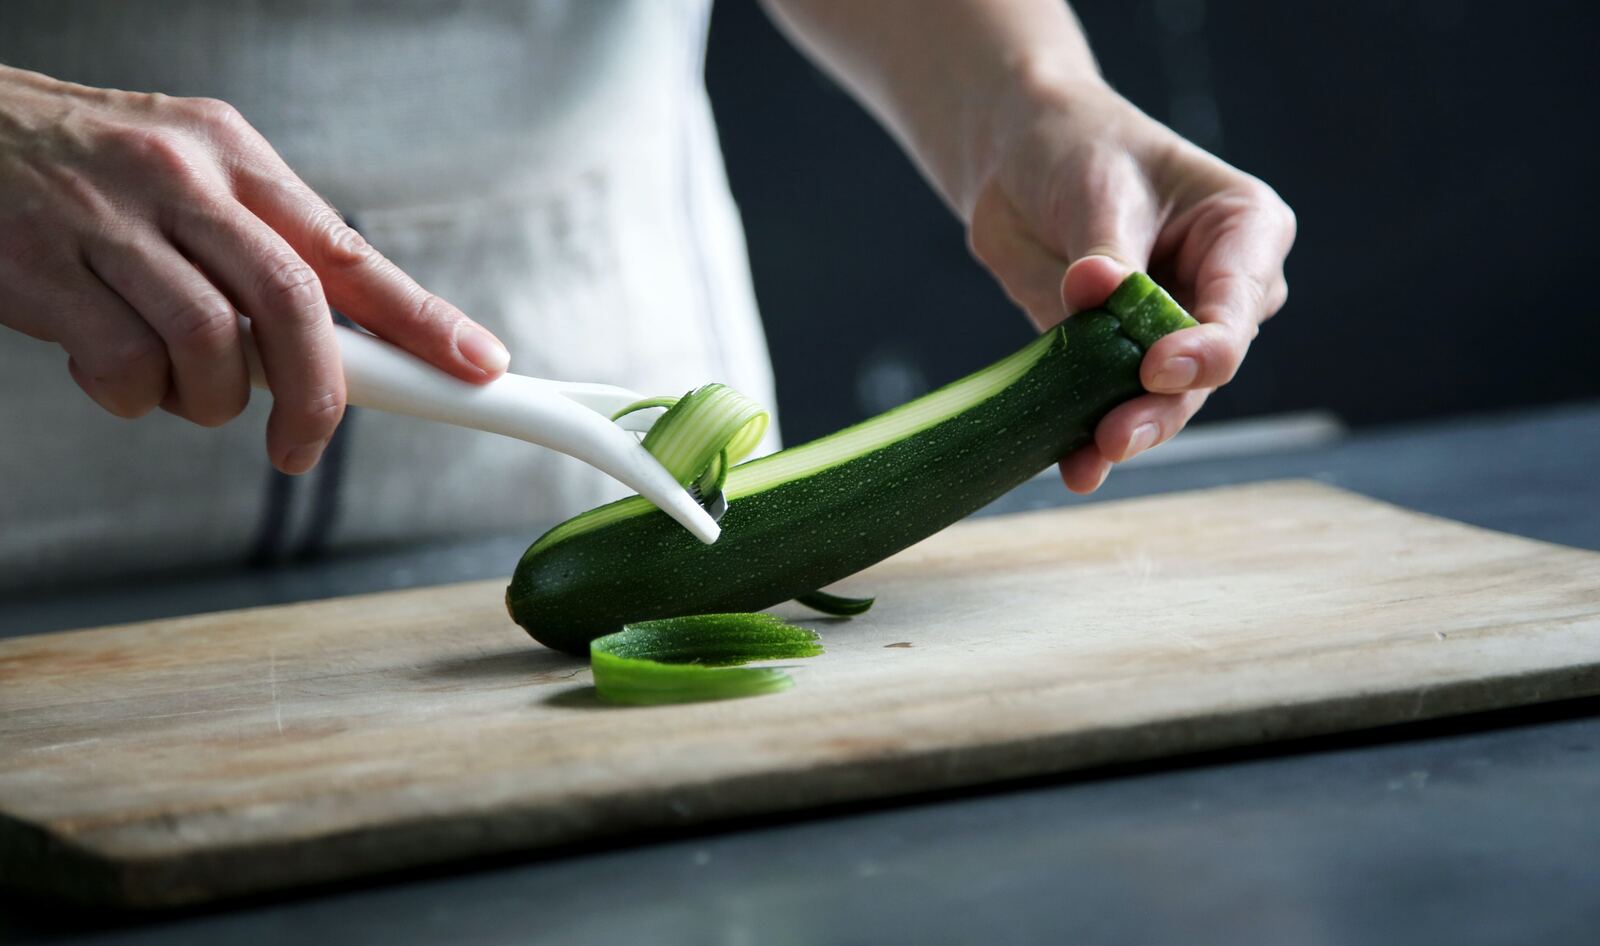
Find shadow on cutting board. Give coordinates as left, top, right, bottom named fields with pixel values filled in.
left=413, top=646, right=585, bottom=686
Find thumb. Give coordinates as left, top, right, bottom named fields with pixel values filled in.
left=1063, top=254, right=1135, bottom=313
left=1056, top=168, right=1156, bottom=312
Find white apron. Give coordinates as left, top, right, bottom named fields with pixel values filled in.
left=0, top=0, right=777, bottom=591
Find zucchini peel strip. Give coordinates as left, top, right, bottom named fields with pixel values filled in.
left=612, top=383, right=769, bottom=500
left=590, top=614, right=824, bottom=705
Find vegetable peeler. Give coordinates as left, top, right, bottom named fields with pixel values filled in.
left=239, top=319, right=723, bottom=544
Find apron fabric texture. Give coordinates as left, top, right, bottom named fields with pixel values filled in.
left=0, top=0, right=777, bottom=591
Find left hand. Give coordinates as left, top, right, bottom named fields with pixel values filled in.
left=967, top=78, right=1296, bottom=492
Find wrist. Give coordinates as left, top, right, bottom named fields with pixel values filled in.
left=958, top=59, right=1114, bottom=219
left=1010, top=48, right=1109, bottom=112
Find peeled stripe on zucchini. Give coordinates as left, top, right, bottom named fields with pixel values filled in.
left=508, top=273, right=1197, bottom=655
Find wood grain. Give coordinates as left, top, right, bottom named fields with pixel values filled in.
left=3, top=481, right=1598, bottom=907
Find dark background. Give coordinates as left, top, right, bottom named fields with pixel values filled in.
left=706, top=0, right=1600, bottom=444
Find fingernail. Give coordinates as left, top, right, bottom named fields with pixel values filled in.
left=1125, top=423, right=1160, bottom=460
left=282, top=440, right=326, bottom=475
left=456, top=323, right=510, bottom=375
left=1151, top=356, right=1198, bottom=391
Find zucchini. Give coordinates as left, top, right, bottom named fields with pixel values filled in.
left=508, top=273, right=1196, bottom=655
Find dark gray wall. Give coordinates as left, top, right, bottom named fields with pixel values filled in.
left=706, top=0, right=1600, bottom=443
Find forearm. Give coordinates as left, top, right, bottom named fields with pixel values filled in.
left=759, top=0, right=1104, bottom=218
left=763, top=0, right=1294, bottom=496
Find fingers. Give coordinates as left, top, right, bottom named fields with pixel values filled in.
left=1058, top=448, right=1112, bottom=495
left=1063, top=198, right=1152, bottom=277
left=1188, top=190, right=1295, bottom=335
left=1094, top=388, right=1212, bottom=462
left=1143, top=321, right=1250, bottom=393
left=970, top=155, right=1159, bottom=328
left=50, top=276, right=171, bottom=418
left=1052, top=151, right=1157, bottom=296
left=171, top=202, right=344, bottom=474
left=968, top=182, right=1071, bottom=329
left=0, top=84, right=448, bottom=462
left=1056, top=388, right=1212, bottom=494
left=1146, top=186, right=1295, bottom=394
left=236, top=170, right=508, bottom=381
left=4, top=246, right=171, bottom=416
left=85, top=234, right=249, bottom=427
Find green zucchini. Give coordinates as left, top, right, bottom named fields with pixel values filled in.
left=509, top=273, right=1196, bottom=655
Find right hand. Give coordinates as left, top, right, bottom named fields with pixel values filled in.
left=964, top=79, right=1294, bottom=494
left=0, top=64, right=510, bottom=473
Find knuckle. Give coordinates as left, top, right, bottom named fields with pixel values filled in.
left=1276, top=197, right=1297, bottom=237
left=294, top=388, right=345, bottom=430
left=1222, top=348, right=1248, bottom=384
left=1239, top=178, right=1278, bottom=205
left=1210, top=192, right=1260, bottom=227
left=1216, top=269, right=1271, bottom=316
left=166, top=294, right=237, bottom=352
left=108, top=333, right=169, bottom=374
left=315, top=214, right=375, bottom=269
left=256, top=257, right=326, bottom=321
left=1243, top=179, right=1297, bottom=237
left=183, top=97, right=247, bottom=134
left=1268, top=278, right=1289, bottom=316
left=1200, top=331, right=1246, bottom=386
left=112, top=128, right=211, bottom=191
left=1210, top=358, right=1241, bottom=387
left=84, top=336, right=169, bottom=415
left=325, top=219, right=367, bottom=257
left=408, top=289, right=456, bottom=330
left=1256, top=183, right=1295, bottom=228
left=115, top=127, right=188, bottom=169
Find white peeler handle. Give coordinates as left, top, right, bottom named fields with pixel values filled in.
left=240, top=319, right=720, bottom=544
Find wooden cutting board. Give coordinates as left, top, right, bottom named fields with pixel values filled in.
left=4, top=480, right=1599, bottom=908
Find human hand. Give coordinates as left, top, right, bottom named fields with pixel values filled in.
left=0, top=65, right=509, bottom=473
left=967, top=77, right=1295, bottom=492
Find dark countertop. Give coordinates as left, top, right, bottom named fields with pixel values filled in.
left=3, top=401, right=1599, bottom=945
